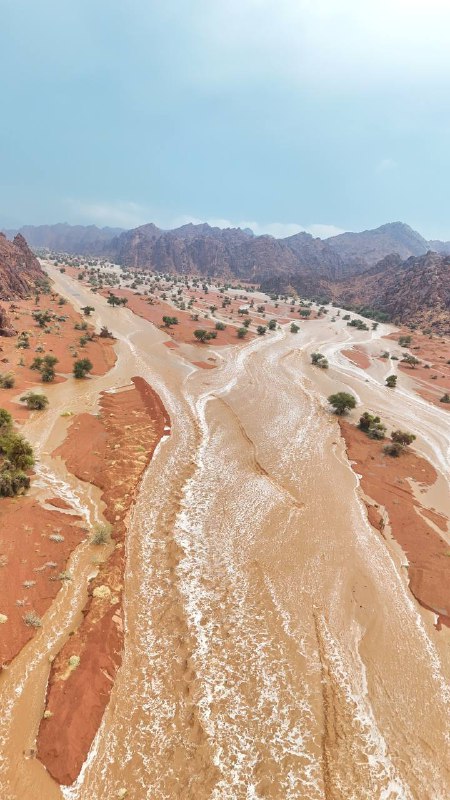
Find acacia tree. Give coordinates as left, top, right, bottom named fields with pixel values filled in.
left=328, top=392, right=356, bottom=415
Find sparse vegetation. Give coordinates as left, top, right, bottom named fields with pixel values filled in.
left=385, top=375, right=397, bottom=388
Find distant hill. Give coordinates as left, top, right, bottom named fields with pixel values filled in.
left=2, top=223, right=124, bottom=255
left=326, top=222, right=430, bottom=268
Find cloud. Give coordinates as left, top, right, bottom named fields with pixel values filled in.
left=65, top=203, right=346, bottom=239
left=65, top=200, right=153, bottom=229
left=186, top=0, right=450, bottom=91
left=169, top=215, right=345, bottom=239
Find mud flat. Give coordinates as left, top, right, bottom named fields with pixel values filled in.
left=340, top=420, right=450, bottom=628
left=37, top=377, right=169, bottom=784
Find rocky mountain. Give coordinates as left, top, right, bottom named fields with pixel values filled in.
left=0, top=233, right=45, bottom=336
left=326, top=222, right=430, bottom=269
left=0, top=233, right=44, bottom=298
left=428, top=239, right=450, bottom=255
left=333, top=251, right=450, bottom=333
left=2, top=223, right=124, bottom=255
left=106, top=222, right=344, bottom=284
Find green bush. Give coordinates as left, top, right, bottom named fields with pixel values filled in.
left=20, top=392, right=49, bottom=410
left=0, top=372, right=15, bottom=389
left=73, top=358, right=93, bottom=379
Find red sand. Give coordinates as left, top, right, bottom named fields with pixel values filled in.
left=384, top=329, right=450, bottom=410
left=340, top=420, right=450, bottom=629
left=342, top=347, right=371, bottom=369
left=37, top=378, right=169, bottom=785
left=0, top=498, right=84, bottom=665
left=0, top=293, right=116, bottom=419
left=0, top=293, right=116, bottom=666
left=100, top=287, right=254, bottom=346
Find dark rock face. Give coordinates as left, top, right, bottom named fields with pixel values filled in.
left=106, top=223, right=343, bottom=284
left=333, top=251, right=450, bottom=333
left=0, top=233, right=44, bottom=299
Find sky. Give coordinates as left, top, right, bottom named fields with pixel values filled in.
left=2, top=0, right=450, bottom=239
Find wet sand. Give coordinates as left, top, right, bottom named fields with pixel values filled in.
left=37, top=378, right=169, bottom=784
left=0, top=269, right=449, bottom=800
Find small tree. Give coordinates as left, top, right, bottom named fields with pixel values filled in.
left=81, top=306, right=95, bottom=316
left=391, top=430, right=416, bottom=446
left=215, top=322, right=226, bottom=331
left=73, top=358, right=93, bottom=379
left=440, top=393, right=450, bottom=404
left=290, top=323, right=299, bottom=333
left=401, top=354, right=420, bottom=369
left=162, top=316, right=179, bottom=328
left=311, top=352, right=325, bottom=365
left=20, top=392, right=49, bottom=410
left=194, top=329, right=210, bottom=343
left=237, top=327, right=248, bottom=339
left=256, top=325, right=267, bottom=336
left=268, top=319, right=277, bottom=330
left=33, top=310, right=52, bottom=328
left=385, top=375, right=397, bottom=388
left=328, top=392, right=357, bottom=415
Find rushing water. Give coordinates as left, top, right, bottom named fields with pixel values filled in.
left=1, top=271, right=449, bottom=799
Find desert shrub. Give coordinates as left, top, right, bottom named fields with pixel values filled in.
left=383, top=442, right=404, bottom=457
left=90, top=523, right=112, bottom=545
left=73, top=358, right=93, bottom=379
left=23, top=610, right=42, bottom=628
left=0, top=372, right=15, bottom=389
left=20, top=392, right=49, bottom=410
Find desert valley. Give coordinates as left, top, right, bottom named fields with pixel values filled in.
left=0, top=223, right=449, bottom=799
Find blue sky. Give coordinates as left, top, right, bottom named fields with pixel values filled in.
left=2, top=0, right=450, bottom=239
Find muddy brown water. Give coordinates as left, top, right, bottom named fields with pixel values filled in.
left=0, top=267, right=449, bottom=799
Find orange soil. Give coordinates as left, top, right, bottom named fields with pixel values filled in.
left=0, top=294, right=116, bottom=666
left=0, top=498, right=84, bottom=665
left=384, top=329, right=450, bottom=409
left=342, top=347, right=371, bottom=369
left=37, top=377, right=169, bottom=785
left=339, top=420, right=450, bottom=629
left=100, top=287, right=254, bottom=346
left=0, top=293, right=116, bottom=419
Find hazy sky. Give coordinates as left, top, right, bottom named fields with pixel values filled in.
left=2, top=0, right=450, bottom=238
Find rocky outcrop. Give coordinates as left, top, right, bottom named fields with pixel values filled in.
left=333, top=251, right=450, bottom=333
left=0, top=233, right=44, bottom=299
left=106, top=222, right=344, bottom=283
